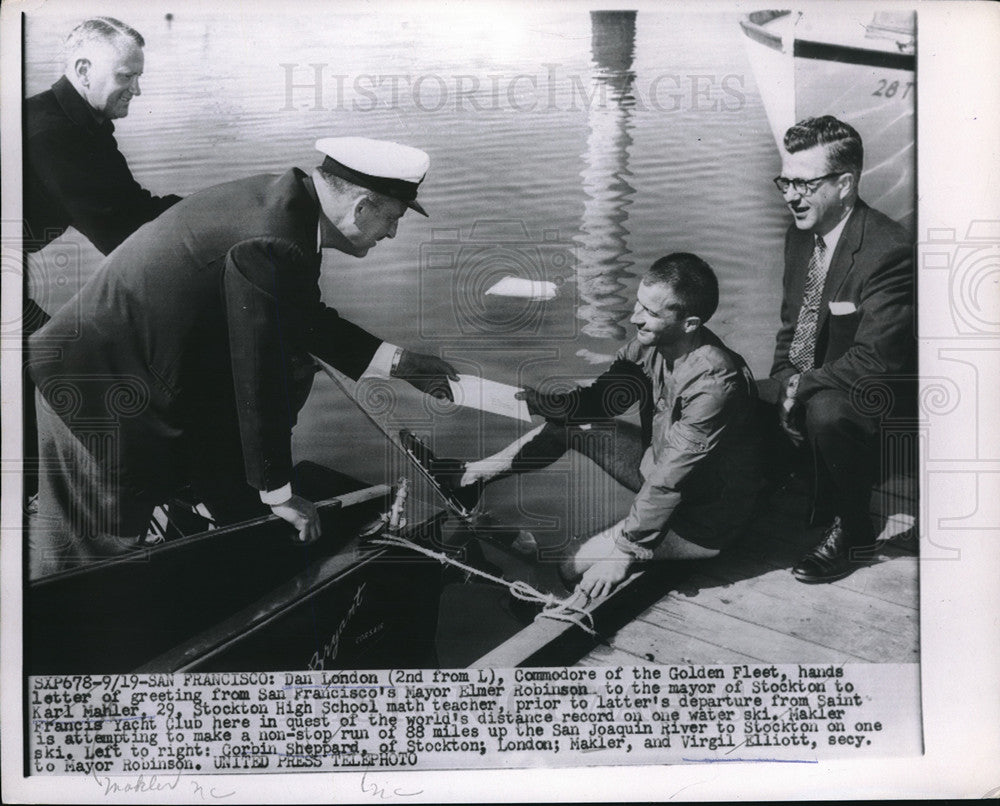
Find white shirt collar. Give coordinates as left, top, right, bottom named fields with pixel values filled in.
left=816, top=205, right=853, bottom=270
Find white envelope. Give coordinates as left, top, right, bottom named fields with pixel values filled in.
left=828, top=301, right=858, bottom=315
left=447, top=374, right=532, bottom=422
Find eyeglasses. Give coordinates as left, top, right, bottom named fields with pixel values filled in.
left=772, top=172, right=843, bottom=196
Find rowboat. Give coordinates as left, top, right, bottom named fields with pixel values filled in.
left=739, top=8, right=915, bottom=230
left=25, top=463, right=447, bottom=675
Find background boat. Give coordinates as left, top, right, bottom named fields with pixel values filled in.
left=740, top=8, right=915, bottom=231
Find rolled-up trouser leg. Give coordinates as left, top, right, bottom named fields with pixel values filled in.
left=501, top=419, right=646, bottom=493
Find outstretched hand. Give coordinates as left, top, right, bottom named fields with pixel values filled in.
left=393, top=349, right=459, bottom=402
left=270, top=494, right=321, bottom=544
left=515, top=385, right=544, bottom=416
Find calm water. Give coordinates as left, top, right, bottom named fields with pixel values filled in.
left=25, top=6, right=789, bottom=561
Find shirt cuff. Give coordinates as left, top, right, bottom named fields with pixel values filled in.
left=362, top=342, right=402, bottom=379
left=260, top=484, right=292, bottom=506
left=614, top=528, right=657, bottom=561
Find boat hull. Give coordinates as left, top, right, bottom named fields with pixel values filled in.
left=25, top=463, right=444, bottom=674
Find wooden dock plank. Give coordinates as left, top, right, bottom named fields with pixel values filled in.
left=576, top=554, right=917, bottom=667
left=574, top=644, right=645, bottom=667
left=650, top=567, right=917, bottom=663
left=732, top=531, right=919, bottom=611
left=826, top=554, right=919, bottom=608
left=702, top=544, right=918, bottom=617
left=599, top=612, right=764, bottom=665
left=643, top=596, right=870, bottom=663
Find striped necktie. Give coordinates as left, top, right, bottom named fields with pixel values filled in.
left=788, top=235, right=828, bottom=373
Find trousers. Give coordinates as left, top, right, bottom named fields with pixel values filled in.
left=500, top=418, right=733, bottom=552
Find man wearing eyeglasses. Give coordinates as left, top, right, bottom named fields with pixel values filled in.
left=766, top=115, right=914, bottom=583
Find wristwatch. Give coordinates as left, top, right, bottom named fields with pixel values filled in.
left=389, top=346, right=404, bottom=377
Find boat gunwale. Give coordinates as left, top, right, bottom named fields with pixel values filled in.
left=27, top=484, right=392, bottom=589
left=740, top=9, right=916, bottom=72
left=739, top=9, right=789, bottom=53
left=794, top=38, right=914, bottom=72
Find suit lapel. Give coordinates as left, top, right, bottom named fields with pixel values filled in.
left=818, top=200, right=868, bottom=335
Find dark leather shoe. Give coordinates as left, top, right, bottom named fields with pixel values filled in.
left=399, top=429, right=483, bottom=518
left=792, top=517, right=879, bottom=583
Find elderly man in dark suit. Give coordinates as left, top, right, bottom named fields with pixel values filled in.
left=24, top=16, right=180, bottom=255
left=22, top=17, right=182, bottom=503
left=28, top=137, right=456, bottom=579
left=766, top=116, right=915, bottom=583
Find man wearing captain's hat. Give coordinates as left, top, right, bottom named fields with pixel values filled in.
left=27, top=137, right=456, bottom=578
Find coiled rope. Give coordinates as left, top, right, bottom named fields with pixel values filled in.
left=370, top=531, right=597, bottom=636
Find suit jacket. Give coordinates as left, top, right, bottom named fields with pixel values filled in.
left=770, top=200, right=915, bottom=411
left=30, top=169, right=382, bottom=500
left=23, top=76, right=181, bottom=254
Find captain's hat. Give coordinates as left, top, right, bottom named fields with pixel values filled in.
left=316, top=137, right=430, bottom=217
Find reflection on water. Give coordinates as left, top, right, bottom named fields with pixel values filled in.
left=574, top=11, right=638, bottom=342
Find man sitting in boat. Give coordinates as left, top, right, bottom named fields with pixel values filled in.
left=27, top=137, right=458, bottom=579
left=762, top=115, right=915, bottom=583
left=403, top=253, right=764, bottom=599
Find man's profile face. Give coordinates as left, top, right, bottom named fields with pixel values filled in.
left=345, top=197, right=407, bottom=256
left=631, top=281, right=688, bottom=348
left=79, top=38, right=144, bottom=120
left=778, top=144, right=850, bottom=235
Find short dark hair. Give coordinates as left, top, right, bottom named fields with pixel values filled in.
left=64, top=17, right=145, bottom=62
left=643, top=252, right=719, bottom=323
left=783, top=115, right=864, bottom=178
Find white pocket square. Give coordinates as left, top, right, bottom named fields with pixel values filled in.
left=829, top=301, right=857, bottom=315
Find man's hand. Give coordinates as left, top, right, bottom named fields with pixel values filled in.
left=270, top=494, right=321, bottom=544
left=779, top=373, right=805, bottom=447
left=392, top=349, right=458, bottom=402
left=577, top=544, right=634, bottom=599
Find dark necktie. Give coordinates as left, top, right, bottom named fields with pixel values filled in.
left=788, top=235, right=828, bottom=373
